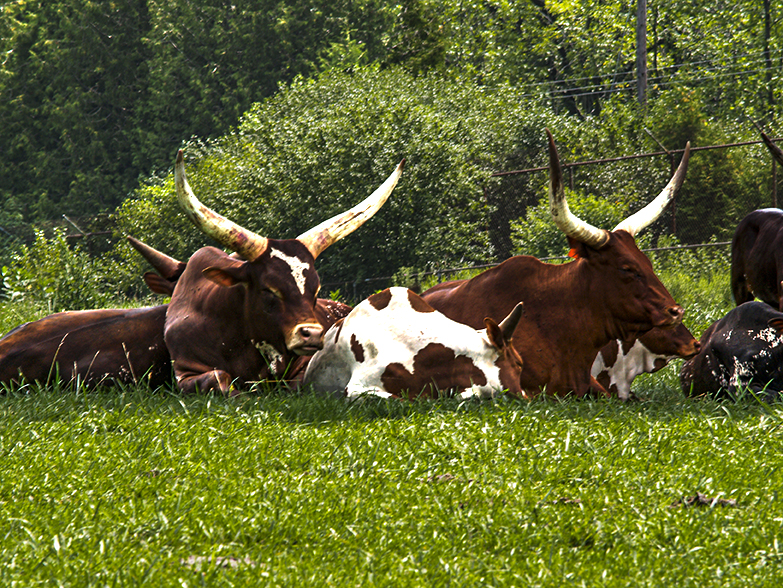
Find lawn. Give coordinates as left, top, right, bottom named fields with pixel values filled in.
left=1, top=376, right=782, bottom=587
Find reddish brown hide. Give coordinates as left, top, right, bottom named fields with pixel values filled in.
left=422, top=129, right=689, bottom=398
left=0, top=306, right=171, bottom=388
left=160, top=151, right=403, bottom=394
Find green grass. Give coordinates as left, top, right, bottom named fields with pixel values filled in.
left=0, top=246, right=770, bottom=585
left=1, top=382, right=783, bottom=587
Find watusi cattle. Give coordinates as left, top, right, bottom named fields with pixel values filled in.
left=126, top=235, right=353, bottom=386
left=680, top=301, right=783, bottom=401
left=591, top=322, right=700, bottom=400
left=303, top=287, right=524, bottom=399
left=730, top=130, right=783, bottom=310
left=0, top=305, right=171, bottom=388
left=422, top=129, right=690, bottom=398
left=164, top=150, right=404, bottom=394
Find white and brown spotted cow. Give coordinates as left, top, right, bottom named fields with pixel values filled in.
left=303, top=287, right=525, bottom=400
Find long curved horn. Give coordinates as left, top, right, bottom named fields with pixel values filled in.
left=297, top=160, right=405, bottom=259
left=612, top=142, right=691, bottom=236
left=761, top=131, right=783, bottom=167
left=547, top=129, right=610, bottom=249
left=174, top=150, right=269, bottom=261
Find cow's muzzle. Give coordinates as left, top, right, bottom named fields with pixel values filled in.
left=289, top=323, right=324, bottom=355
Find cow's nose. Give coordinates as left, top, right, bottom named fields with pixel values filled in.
left=297, top=324, right=324, bottom=344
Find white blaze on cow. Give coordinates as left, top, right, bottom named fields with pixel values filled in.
left=303, top=287, right=525, bottom=400
left=270, top=248, right=310, bottom=295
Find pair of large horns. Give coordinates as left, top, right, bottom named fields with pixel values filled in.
left=547, top=128, right=691, bottom=249
left=174, top=150, right=405, bottom=261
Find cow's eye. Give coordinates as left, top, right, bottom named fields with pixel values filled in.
left=261, top=288, right=283, bottom=308
left=263, top=287, right=284, bottom=300
left=621, top=266, right=641, bottom=280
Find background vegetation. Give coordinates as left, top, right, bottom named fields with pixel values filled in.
left=0, top=1, right=780, bottom=281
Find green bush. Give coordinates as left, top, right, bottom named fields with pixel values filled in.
left=116, top=68, right=562, bottom=296
left=1, top=228, right=119, bottom=313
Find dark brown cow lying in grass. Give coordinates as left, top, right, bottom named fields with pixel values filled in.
left=680, top=301, right=783, bottom=401
left=0, top=305, right=170, bottom=388
left=303, top=287, right=524, bottom=399
left=163, top=151, right=403, bottom=394
left=422, top=129, right=690, bottom=398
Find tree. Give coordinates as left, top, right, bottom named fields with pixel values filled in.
left=0, top=0, right=150, bottom=220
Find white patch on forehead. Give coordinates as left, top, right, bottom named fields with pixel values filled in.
left=270, top=248, right=309, bottom=295
left=254, top=340, right=285, bottom=377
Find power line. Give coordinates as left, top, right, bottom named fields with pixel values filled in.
left=518, top=59, right=780, bottom=101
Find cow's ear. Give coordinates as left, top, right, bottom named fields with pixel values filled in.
left=203, top=265, right=247, bottom=288
left=567, top=237, right=590, bottom=259
left=484, top=318, right=505, bottom=351
left=769, top=318, right=783, bottom=333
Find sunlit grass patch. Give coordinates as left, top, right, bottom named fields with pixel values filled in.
left=0, top=384, right=782, bottom=586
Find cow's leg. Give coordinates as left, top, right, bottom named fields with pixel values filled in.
left=778, top=280, right=783, bottom=312
left=730, top=259, right=754, bottom=306
left=175, top=369, right=234, bottom=395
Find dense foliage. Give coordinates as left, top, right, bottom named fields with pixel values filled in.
left=0, top=0, right=781, bottom=305
left=0, top=0, right=779, bottom=229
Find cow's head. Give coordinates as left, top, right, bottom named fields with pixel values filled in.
left=483, top=302, right=526, bottom=398
left=173, top=150, right=404, bottom=356
left=547, top=129, right=688, bottom=333
left=637, top=322, right=700, bottom=361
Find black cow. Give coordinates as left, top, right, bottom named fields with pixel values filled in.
left=680, top=301, right=783, bottom=400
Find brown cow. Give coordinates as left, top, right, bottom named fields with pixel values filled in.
left=591, top=323, right=700, bottom=400
left=164, top=150, right=403, bottom=394
left=730, top=131, right=783, bottom=310
left=126, top=236, right=353, bottom=386
left=0, top=305, right=170, bottom=388
left=0, top=237, right=187, bottom=389
left=421, top=129, right=689, bottom=398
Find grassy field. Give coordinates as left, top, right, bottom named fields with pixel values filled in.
left=1, top=377, right=783, bottom=587
left=4, top=245, right=780, bottom=586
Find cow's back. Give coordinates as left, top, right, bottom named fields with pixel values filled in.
left=422, top=256, right=578, bottom=395
left=0, top=305, right=170, bottom=387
